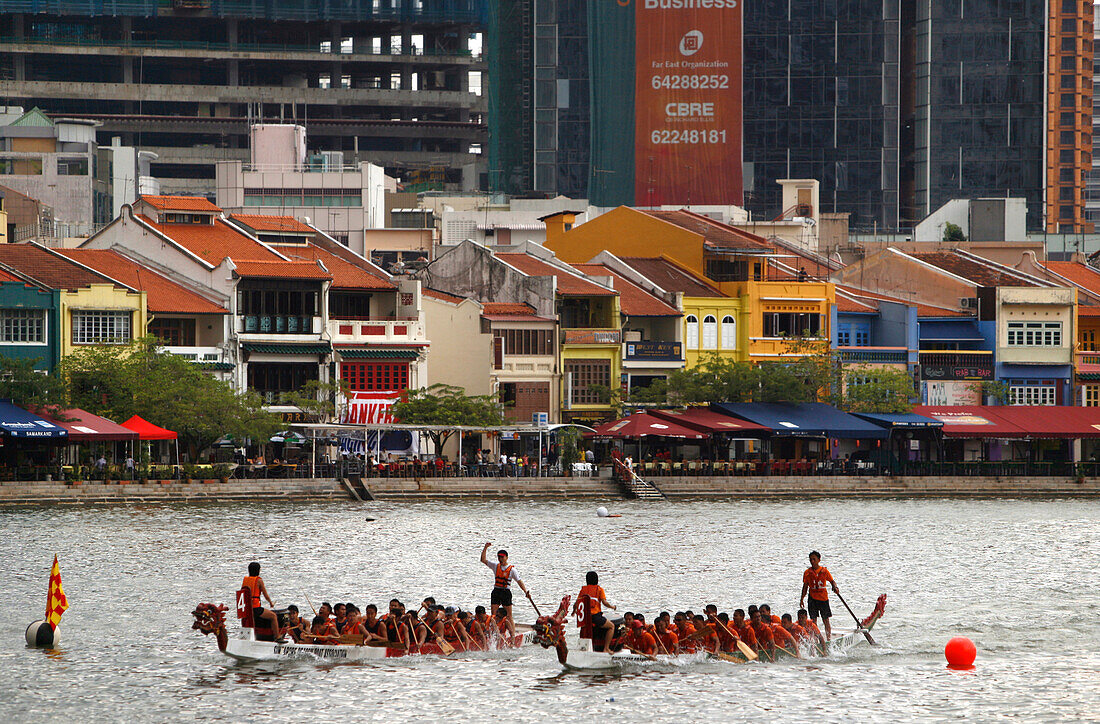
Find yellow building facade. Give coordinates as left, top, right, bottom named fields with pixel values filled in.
left=59, top=283, right=147, bottom=358
left=560, top=294, right=622, bottom=423
left=546, top=208, right=834, bottom=365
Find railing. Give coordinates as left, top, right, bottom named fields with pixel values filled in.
left=624, top=459, right=1098, bottom=479
left=163, top=345, right=224, bottom=363
left=0, top=1, right=486, bottom=23
left=624, top=340, right=682, bottom=361
left=4, top=36, right=477, bottom=57
left=562, top=328, right=622, bottom=345
left=330, top=318, right=423, bottom=339
left=1076, top=350, right=1100, bottom=372
left=239, top=315, right=314, bottom=334
left=836, top=348, right=908, bottom=364
left=918, top=351, right=994, bottom=381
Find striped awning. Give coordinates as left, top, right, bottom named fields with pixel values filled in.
left=241, top=342, right=331, bottom=355
left=335, top=348, right=420, bottom=359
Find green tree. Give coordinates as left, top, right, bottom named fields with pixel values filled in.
left=0, top=356, right=69, bottom=413
left=839, top=368, right=916, bottom=413
left=389, top=383, right=504, bottom=455
left=279, top=379, right=351, bottom=422
left=943, top=222, right=967, bottom=242
left=62, top=336, right=281, bottom=459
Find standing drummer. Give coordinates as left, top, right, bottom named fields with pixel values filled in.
left=481, top=542, right=530, bottom=638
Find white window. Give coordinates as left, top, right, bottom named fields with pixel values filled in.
left=702, top=315, right=717, bottom=349
left=720, top=315, right=736, bottom=349
left=685, top=314, right=698, bottom=349
left=72, top=311, right=132, bottom=345
left=0, top=309, right=45, bottom=343
left=1009, top=384, right=1056, bottom=405
left=1007, top=321, right=1062, bottom=347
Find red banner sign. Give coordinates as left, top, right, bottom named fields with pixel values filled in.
left=633, top=0, right=743, bottom=206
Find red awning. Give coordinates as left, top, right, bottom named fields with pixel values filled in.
left=973, top=406, right=1100, bottom=439
left=120, top=415, right=178, bottom=440
left=911, top=406, right=1026, bottom=438
left=591, top=412, right=709, bottom=439
left=36, top=408, right=139, bottom=442
left=649, top=407, right=770, bottom=435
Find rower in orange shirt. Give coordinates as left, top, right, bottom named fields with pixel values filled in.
left=711, top=612, right=740, bottom=653
left=797, top=608, right=827, bottom=654
left=692, top=614, right=720, bottom=653
left=781, top=613, right=808, bottom=642
left=578, top=571, right=616, bottom=652
left=625, top=620, right=657, bottom=656
left=770, top=616, right=801, bottom=658
left=674, top=612, right=698, bottom=653
left=654, top=617, right=679, bottom=654
left=731, top=609, right=757, bottom=651
left=760, top=603, right=782, bottom=624
left=800, top=550, right=839, bottom=641
left=748, top=607, right=775, bottom=659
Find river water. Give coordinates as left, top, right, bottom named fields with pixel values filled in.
left=2, top=498, right=1098, bottom=723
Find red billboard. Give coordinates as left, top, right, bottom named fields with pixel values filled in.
left=633, top=0, right=743, bottom=206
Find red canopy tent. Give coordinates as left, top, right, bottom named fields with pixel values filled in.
left=120, top=416, right=177, bottom=440
left=37, top=408, right=139, bottom=442
left=591, top=412, right=709, bottom=440
left=121, top=415, right=179, bottom=469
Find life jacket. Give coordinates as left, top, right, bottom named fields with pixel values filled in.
left=495, top=563, right=514, bottom=588
left=443, top=621, right=462, bottom=643
left=579, top=585, right=603, bottom=614
left=241, top=575, right=261, bottom=608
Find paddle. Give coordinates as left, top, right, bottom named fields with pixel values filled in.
left=834, top=590, right=876, bottom=646
left=526, top=591, right=541, bottom=617
left=707, top=615, right=758, bottom=662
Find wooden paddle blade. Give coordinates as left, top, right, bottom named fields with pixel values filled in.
left=860, top=630, right=876, bottom=646
left=437, top=638, right=455, bottom=655
left=712, top=651, right=748, bottom=664
left=735, top=640, right=758, bottom=661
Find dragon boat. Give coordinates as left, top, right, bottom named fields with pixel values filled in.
left=192, top=589, right=535, bottom=663
left=531, top=594, right=887, bottom=671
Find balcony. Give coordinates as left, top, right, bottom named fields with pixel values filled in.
left=164, top=346, right=223, bottom=363
left=330, top=317, right=425, bottom=343
left=1076, top=351, right=1100, bottom=375
left=562, top=328, right=621, bottom=345
left=238, top=315, right=316, bottom=335
left=624, top=341, right=682, bottom=362
left=919, top=351, right=994, bottom=381
left=836, top=347, right=908, bottom=364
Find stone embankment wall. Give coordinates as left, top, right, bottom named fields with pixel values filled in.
left=1, top=475, right=1097, bottom=507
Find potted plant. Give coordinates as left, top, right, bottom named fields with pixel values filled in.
left=213, top=463, right=231, bottom=484
left=182, top=463, right=198, bottom=484
left=63, top=467, right=82, bottom=486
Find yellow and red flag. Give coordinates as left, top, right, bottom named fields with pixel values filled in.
left=46, top=555, right=68, bottom=630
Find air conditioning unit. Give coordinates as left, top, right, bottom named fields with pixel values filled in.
left=959, top=297, right=978, bottom=309
left=320, top=151, right=344, bottom=170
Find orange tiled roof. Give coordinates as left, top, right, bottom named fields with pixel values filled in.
left=497, top=253, right=617, bottom=296
left=56, top=249, right=228, bottom=315
left=1078, top=306, right=1100, bottom=316
left=1041, top=261, right=1100, bottom=295
left=280, top=244, right=394, bottom=290
left=138, top=215, right=284, bottom=266
left=0, top=243, right=126, bottom=291
left=233, top=259, right=332, bottom=280
left=572, top=263, right=680, bottom=316
left=642, top=209, right=772, bottom=251
left=836, top=283, right=970, bottom=318
left=423, top=288, right=470, bottom=304
left=231, top=214, right=315, bottom=234
left=618, top=257, right=724, bottom=298
left=140, top=195, right=222, bottom=213
left=481, top=302, right=534, bottom=315
left=911, top=252, right=1038, bottom=287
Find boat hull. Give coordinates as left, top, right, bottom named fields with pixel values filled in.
left=223, top=629, right=536, bottom=663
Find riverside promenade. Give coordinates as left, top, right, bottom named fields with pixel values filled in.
left=1, top=474, right=1098, bottom=506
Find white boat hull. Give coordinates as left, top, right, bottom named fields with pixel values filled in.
left=222, top=628, right=537, bottom=663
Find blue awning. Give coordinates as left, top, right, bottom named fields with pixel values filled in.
left=0, top=399, right=68, bottom=439
left=711, top=402, right=889, bottom=438
left=919, top=320, right=984, bottom=342
left=851, top=412, right=944, bottom=429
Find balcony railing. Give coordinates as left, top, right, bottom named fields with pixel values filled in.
left=624, top=341, right=681, bottom=361
left=919, top=351, right=994, bottom=381
left=163, top=346, right=223, bottom=363
left=836, top=347, right=908, bottom=364
left=239, top=315, right=315, bottom=334
left=330, top=318, right=423, bottom=340
left=1076, top=350, right=1100, bottom=372
left=562, top=329, right=621, bottom=345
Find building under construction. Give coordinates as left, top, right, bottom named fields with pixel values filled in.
left=0, top=1, right=486, bottom=195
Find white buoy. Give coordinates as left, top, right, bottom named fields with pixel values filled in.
left=25, top=620, right=59, bottom=648
left=596, top=506, right=609, bottom=518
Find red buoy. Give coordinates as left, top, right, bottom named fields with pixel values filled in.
left=945, top=636, right=976, bottom=669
